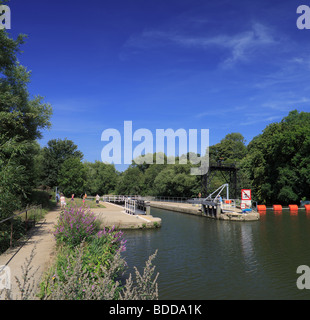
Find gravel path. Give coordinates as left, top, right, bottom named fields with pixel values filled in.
left=0, top=209, right=59, bottom=300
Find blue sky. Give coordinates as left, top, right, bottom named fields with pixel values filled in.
left=7, top=0, right=310, bottom=171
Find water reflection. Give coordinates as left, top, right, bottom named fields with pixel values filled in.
left=122, top=208, right=310, bottom=300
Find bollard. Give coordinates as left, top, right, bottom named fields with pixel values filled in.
left=216, top=204, right=221, bottom=217
left=145, top=202, right=151, bottom=215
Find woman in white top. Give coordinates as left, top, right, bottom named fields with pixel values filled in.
left=60, top=194, right=66, bottom=209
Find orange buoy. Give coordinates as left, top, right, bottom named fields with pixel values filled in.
left=273, top=204, right=282, bottom=211
left=305, top=204, right=310, bottom=211
left=289, top=204, right=299, bottom=211
left=257, top=205, right=266, bottom=211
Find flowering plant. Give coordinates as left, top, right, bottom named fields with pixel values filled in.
left=97, top=226, right=127, bottom=253
left=54, top=206, right=97, bottom=247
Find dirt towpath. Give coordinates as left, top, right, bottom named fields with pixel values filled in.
left=0, top=209, right=59, bottom=300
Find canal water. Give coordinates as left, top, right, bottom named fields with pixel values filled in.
left=122, top=207, right=310, bottom=300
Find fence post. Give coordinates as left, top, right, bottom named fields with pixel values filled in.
left=10, top=218, right=13, bottom=248
left=25, top=209, right=28, bottom=232
left=34, top=206, right=36, bottom=225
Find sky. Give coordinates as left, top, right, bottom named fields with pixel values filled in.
left=6, top=0, right=310, bottom=171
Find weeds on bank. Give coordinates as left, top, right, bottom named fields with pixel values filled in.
left=40, top=243, right=158, bottom=300
left=38, top=205, right=159, bottom=300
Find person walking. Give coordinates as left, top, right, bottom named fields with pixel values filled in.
left=96, top=194, right=100, bottom=205
left=60, top=194, right=66, bottom=209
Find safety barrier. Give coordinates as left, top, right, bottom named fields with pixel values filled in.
left=273, top=204, right=282, bottom=211
left=0, top=204, right=42, bottom=248
left=257, top=205, right=266, bottom=211
left=289, top=204, right=299, bottom=211
left=221, top=199, right=236, bottom=210
left=124, top=199, right=136, bottom=215
left=257, top=203, right=309, bottom=213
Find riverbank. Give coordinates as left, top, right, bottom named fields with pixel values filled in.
left=149, top=201, right=260, bottom=221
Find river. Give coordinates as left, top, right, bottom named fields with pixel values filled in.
left=121, top=207, right=310, bottom=300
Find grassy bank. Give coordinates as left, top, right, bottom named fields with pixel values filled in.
left=39, top=205, right=159, bottom=300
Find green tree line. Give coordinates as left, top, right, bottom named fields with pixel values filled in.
left=35, top=110, right=310, bottom=207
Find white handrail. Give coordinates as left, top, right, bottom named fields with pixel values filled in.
left=125, top=199, right=136, bottom=215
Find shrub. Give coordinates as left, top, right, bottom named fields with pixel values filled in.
left=0, top=217, right=27, bottom=254
left=28, top=190, right=51, bottom=208
left=53, top=206, right=98, bottom=247
left=119, top=250, right=159, bottom=300
left=40, top=243, right=159, bottom=300
left=82, top=229, right=127, bottom=280
left=42, top=242, right=126, bottom=300
left=40, top=205, right=160, bottom=300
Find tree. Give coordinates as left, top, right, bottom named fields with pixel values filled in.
left=0, top=138, right=28, bottom=218
left=84, top=161, right=118, bottom=195
left=115, top=166, right=144, bottom=195
left=58, top=158, right=87, bottom=196
left=41, top=139, right=83, bottom=188
left=152, top=163, right=200, bottom=197
left=244, top=110, right=310, bottom=204
left=209, top=132, right=247, bottom=164
left=0, top=26, right=52, bottom=216
left=207, top=133, right=247, bottom=193
left=141, top=163, right=166, bottom=195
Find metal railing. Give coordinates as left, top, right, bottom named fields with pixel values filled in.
left=125, top=199, right=136, bottom=215
left=221, top=199, right=237, bottom=210
left=151, top=196, right=189, bottom=203
left=0, top=204, right=42, bottom=248
left=103, top=195, right=141, bottom=202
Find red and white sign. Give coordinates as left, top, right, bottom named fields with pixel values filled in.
left=241, top=189, right=251, bottom=200
left=241, top=189, right=251, bottom=209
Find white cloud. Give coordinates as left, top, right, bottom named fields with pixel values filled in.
left=123, top=22, right=277, bottom=67
left=262, top=97, right=310, bottom=111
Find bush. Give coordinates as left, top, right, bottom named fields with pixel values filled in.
left=39, top=205, right=159, bottom=300
left=40, top=243, right=159, bottom=300
left=0, top=218, right=27, bottom=254
left=82, top=229, right=127, bottom=279
left=53, top=206, right=98, bottom=247
left=28, top=190, right=51, bottom=208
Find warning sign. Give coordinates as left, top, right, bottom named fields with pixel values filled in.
left=241, top=189, right=251, bottom=200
